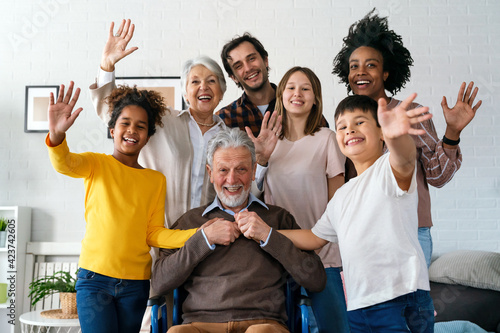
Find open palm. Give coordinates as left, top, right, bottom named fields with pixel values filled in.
left=245, top=111, right=282, bottom=166
left=441, top=81, right=481, bottom=134
left=100, top=19, right=138, bottom=72
left=48, top=82, right=83, bottom=141
left=378, top=93, right=431, bottom=140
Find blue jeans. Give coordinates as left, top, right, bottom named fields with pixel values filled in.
left=418, top=227, right=433, bottom=268
left=303, top=267, right=350, bottom=333
left=75, top=268, right=150, bottom=333
left=347, top=289, right=435, bottom=333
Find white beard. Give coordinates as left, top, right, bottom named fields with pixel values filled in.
left=217, top=186, right=251, bottom=209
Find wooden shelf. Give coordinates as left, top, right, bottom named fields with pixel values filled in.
left=0, top=206, right=31, bottom=333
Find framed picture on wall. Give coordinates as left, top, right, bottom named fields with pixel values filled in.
left=107, top=77, right=184, bottom=138
left=24, top=85, right=59, bottom=133
left=116, top=76, right=184, bottom=110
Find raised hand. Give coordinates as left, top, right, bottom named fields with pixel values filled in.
left=100, top=19, right=138, bottom=72
left=378, top=93, right=432, bottom=140
left=441, top=81, right=482, bottom=140
left=48, top=81, right=83, bottom=146
left=245, top=111, right=282, bottom=166
left=234, top=210, right=271, bottom=243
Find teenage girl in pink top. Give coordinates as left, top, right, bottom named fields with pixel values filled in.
left=250, top=66, right=349, bottom=332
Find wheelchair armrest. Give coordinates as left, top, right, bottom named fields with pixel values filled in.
left=149, top=295, right=168, bottom=333
left=147, top=294, right=166, bottom=307
left=298, top=295, right=310, bottom=333
left=149, top=288, right=185, bottom=332
left=298, top=295, right=312, bottom=307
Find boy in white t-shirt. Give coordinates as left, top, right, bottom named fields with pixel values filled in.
left=279, top=94, right=435, bottom=332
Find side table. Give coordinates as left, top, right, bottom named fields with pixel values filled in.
left=19, top=311, right=81, bottom=333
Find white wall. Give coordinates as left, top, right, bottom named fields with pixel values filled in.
left=1, top=0, right=498, bottom=256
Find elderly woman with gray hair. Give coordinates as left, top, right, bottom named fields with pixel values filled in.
left=90, top=19, right=227, bottom=229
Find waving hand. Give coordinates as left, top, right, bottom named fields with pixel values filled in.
left=48, top=81, right=83, bottom=146
left=100, top=19, right=138, bottom=72
left=441, top=81, right=481, bottom=142
left=245, top=111, right=282, bottom=166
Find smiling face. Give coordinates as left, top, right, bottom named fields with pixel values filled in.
left=348, top=46, right=389, bottom=101
left=184, top=65, right=223, bottom=116
left=282, top=71, right=316, bottom=118
left=335, top=108, right=383, bottom=167
left=207, top=146, right=256, bottom=213
left=110, top=105, right=150, bottom=166
left=227, top=41, right=269, bottom=92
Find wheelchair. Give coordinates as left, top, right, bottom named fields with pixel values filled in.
left=149, top=278, right=310, bottom=333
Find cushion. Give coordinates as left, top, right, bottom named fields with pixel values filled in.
left=429, top=250, right=500, bottom=292
left=435, top=320, right=490, bottom=333
left=430, top=282, right=500, bottom=332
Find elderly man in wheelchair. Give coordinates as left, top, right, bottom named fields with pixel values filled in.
left=151, top=128, right=326, bottom=333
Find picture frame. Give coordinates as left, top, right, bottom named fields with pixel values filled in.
left=116, top=76, right=184, bottom=111
left=24, top=85, right=59, bottom=133
left=108, top=77, right=184, bottom=138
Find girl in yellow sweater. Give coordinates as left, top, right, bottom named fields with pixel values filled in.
left=46, top=82, right=197, bottom=333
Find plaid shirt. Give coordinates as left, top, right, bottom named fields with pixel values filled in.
left=217, top=83, right=329, bottom=137
left=216, top=84, right=278, bottom=137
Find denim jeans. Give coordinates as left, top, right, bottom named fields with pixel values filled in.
left=347, top=289, right=435, bottom=333
left=418, top=227, right=433, bottom=268
left=75, top=268, right=150, bottom=333
left=302, top=267, right=350, bottom=333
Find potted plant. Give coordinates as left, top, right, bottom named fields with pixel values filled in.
left=0, top=217, right=7, bottom=248
left=28, top=270, right=77, bottom=315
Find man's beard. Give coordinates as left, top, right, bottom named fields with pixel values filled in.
left=217, top=185, right=251, bottom=209
left=243, top=78, right=267, bottom=92
left=240, top=69, right=269, bottom=92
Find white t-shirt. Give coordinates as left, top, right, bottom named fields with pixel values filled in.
left=263, top=128, right=345, bottom=267
left=312, top=153, right=429, bottom=311
left=256, top=104, right=269, bottom=115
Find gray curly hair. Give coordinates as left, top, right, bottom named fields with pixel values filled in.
left=206, top=128, right=256, bottom=168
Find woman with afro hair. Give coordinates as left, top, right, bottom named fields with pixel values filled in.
left=46, top=82, right=198, bottom=333
left=333, top=9, right=482, bottom=267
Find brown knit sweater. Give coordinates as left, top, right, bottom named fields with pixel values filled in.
left=151, top=202, right=326, bottom=324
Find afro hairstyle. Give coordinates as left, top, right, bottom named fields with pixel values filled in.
left=332, top=8, right=413, bottom=96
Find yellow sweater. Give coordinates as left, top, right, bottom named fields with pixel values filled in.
left=46, top=135, right=197, bottom=279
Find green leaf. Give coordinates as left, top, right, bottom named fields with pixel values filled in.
left=28, top=270, right=77, bottom=307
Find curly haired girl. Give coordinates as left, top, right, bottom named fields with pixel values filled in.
left=46, top=82, right=198, bottom=333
